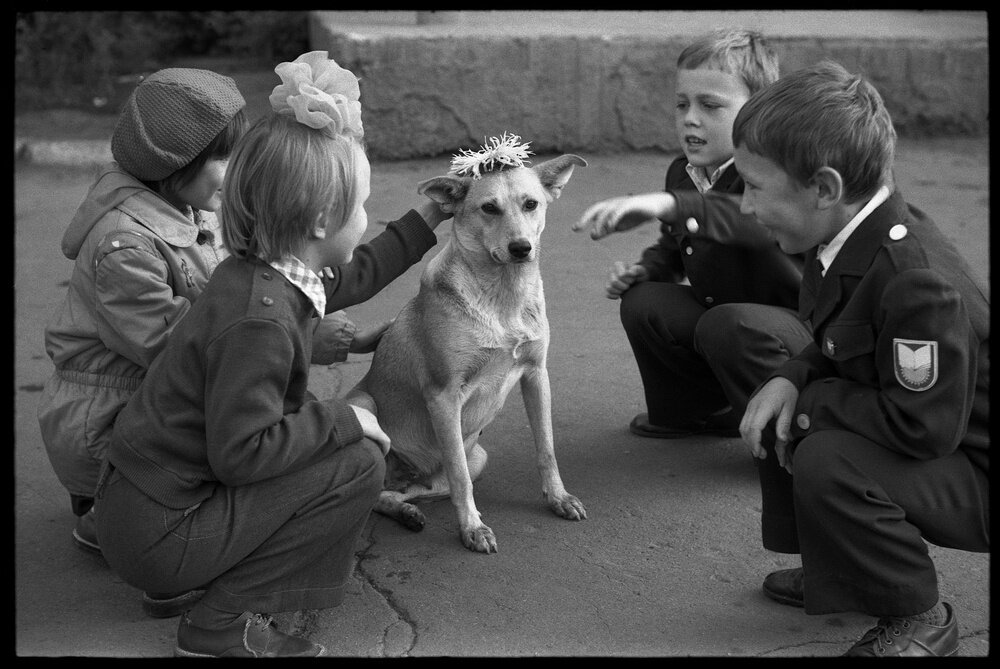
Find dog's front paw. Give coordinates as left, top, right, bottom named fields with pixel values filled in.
left=545, top=492, right=587, bottom=521
left=460, top=524, right=498, bottom=554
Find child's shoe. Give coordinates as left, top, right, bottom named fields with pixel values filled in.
left=72, top=507, right=101, bottom=554
left=174, top=611, right=327, bottom=657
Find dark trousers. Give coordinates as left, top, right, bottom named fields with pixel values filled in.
left=758, top=430, right=989, bottom=616
left=95, top=438, right=385, bottom=615
left=620, top=281, right=811, bottom=425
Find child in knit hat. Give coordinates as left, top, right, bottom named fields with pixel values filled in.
left=94, top=51, right=450, bottom=657
left=36, top=67, right=248, bottom=611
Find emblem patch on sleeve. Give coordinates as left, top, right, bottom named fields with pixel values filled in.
left=893, top=339, right=938, bottom=391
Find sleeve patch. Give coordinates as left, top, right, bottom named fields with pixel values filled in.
left=893, top=338, right=938, bottom=391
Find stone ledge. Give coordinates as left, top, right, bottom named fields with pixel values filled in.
left=310, top=11, right=988, bottom=160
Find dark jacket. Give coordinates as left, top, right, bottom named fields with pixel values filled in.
left=776, top=191, right=989, bottom=472
left=108, top=210, right=438, bottom=508
left=638, top=155, right=803, bottom=308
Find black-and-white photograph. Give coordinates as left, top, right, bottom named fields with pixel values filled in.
left=14, top=9, right=988, bottom=658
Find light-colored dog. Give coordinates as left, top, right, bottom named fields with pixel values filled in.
left=347, top=153, right=588, bottom=553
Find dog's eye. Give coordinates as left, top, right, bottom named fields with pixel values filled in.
left=481, top=203, right=501, bottom=215
left=524, top=199, right=539, bottom=211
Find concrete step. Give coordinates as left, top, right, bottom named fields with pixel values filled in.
left=310, top=10, right=988, bottom=160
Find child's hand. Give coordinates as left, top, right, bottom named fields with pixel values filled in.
left=312, top=310, right=356, bottom=365
left=605, top=261, right=649, bottom=300
left=573, top=192, right=678, bottom=240
left=416, top=200, right=453, bottom=231
left=740, top=377, right=799, bottom=474
left=350, top=405, right=391, bottom=456
left=349, top=318, right=395, bottom=354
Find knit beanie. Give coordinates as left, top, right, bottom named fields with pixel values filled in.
left=111, top=68, right=245, bottom=181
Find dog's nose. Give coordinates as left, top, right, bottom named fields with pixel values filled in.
left=508, top=240, right=532, bottom=259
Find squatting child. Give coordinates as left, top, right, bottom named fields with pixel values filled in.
left=94, top=52, right=450, bottom=657
left=737, top=60, right=989, bottom=657
left=573, top=29, right=811, bottom=439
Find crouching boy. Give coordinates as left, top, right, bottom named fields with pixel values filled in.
left=736, top=61, right=989, bottom=656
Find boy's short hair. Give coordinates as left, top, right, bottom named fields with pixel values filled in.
left=732, top=60, right=896, bottom=204
left=677, top=28, right=779, bottom=95
left=220, top=113, right=364, bottom=261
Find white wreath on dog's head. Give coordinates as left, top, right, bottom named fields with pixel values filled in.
left=450, top=133, right=533, bottom=179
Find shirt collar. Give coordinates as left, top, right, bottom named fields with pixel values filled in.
left=817, top=184, right=892, bottom=276
left=266, top=255, right=326, bottom=316
left=685, top=157, right=735, bottom=194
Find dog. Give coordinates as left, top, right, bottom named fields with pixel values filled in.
left=347, top=150, right=588, bottom=553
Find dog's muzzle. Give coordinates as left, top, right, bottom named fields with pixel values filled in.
left=507, top=240, right=532, bottom=262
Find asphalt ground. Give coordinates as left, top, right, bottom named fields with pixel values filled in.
left=14, top=135, right=989, bottom=657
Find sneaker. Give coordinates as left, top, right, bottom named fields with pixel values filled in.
left=762, top=567, right=805, bottom=608
left=844, top=603, right=959, bottom=656
left=142, top=589, right=208, bottom=618
left=174, top=611, right=327, bottom=658
left=72, top=507, right=101, bottom=555
left=628, top=412, right=741, bottom=439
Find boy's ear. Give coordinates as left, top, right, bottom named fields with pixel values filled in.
left=811, top=167, right=844, bottom=210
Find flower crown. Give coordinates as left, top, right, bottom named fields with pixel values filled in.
left=269, top=51, right=363, bottom=139
left=449, top=133, right=533, bottom=179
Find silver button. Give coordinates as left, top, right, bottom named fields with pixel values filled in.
left=685, top=246, right=693, bottom=255
left=262, top=296, right=274, bottom=306
left=261, top=272, right=272, bottom=280
left=889, top=224, right=908, bottom=241
left=796, top=413, right=810, bottom=430
left=686, top=217, right=699, bottom=234
left=705, top=296, right=714, bottom=304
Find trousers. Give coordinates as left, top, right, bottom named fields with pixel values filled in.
left=95, top=438, right=385, bottom=614
left=758, top=429, right=989, bottom=616
left=619, top=281, right=812, bottom=425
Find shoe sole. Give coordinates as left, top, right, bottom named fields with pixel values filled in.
left=143, top=589, right=207, bottom=618
left=629, top=424, right=741, bottom=440
left=72, top=529, right=102, bottom=555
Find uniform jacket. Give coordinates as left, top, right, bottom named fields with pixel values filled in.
left=775, top=191, right=989, bottom=472
left=44, top=163, right=227, bottom=383
left=638, top=155, right=803, bottom=308
left=109, top=211, right=438, bottom=509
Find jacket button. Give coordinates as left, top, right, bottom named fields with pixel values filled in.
left=685, top=246, right=693, bottom=255
left=796, top=413, right=810, bottom=430
left=262, top=296, right=274, bottom=306
left=262, top=272, right=272, bottom=280
left=704, top=296, right=714, bottom=304
left=666, top=224, right=673, bottom=233
left=686, top=217, right=699, bottom=234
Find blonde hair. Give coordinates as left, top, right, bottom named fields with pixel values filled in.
left=220, top=113, right=364, bottom=261
left=677, top=28, right=779, bottom=96
left=733, top=60, right=896, bottom=203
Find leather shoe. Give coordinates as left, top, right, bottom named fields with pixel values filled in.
left=175, top=611, right=327, bottom=657
left=628, top=412, right=741, bottom=439
left=762, top=567, right=804, bottom=607
left=844, top=603, right=959, bottom=656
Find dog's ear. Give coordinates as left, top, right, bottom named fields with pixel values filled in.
left=417, top=176, right=469, bottom=213
left=534, top=155, right=588, bottom=200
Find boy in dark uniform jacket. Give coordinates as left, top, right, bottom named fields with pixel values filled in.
left=736, top=61, right=988, bottom=657
left=575, top=29, right=809, bottom=438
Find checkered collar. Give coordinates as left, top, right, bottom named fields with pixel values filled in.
left=265, top=255, right=326, bottom=316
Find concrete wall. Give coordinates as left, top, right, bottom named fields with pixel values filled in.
left=310, top=11, right=988, bottom=160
